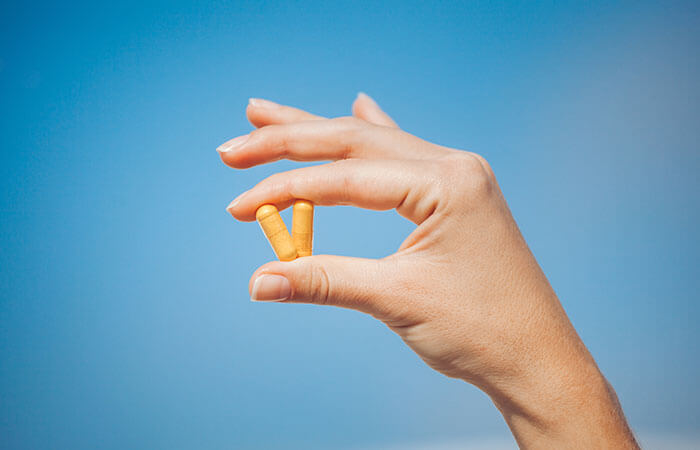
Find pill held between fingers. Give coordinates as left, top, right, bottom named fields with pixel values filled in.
left=292, top=200, right=314, bottom=257
left=256, top=204, right=297, bottom=261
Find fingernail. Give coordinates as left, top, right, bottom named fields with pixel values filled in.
left=249, top=98, right=280, bottom=109
left=216, top=134, right=249, bottom=154
left=226, top=191, right=247, bottom=214
left=251, top=274, right=291, bottom=302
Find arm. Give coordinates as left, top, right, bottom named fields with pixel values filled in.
left=217, top=95, right=639, bottom=449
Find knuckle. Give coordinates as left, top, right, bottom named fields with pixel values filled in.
left=441, top=153, right=494, bottom=199
left=327, top=160, right=358, bottom=203
left=248, top=126, right=265, bottom=143
left=471, top=153, right=493, bottom=175
left=307, top=264, right=332, bottom=305
left=251, top=124, right=289, bottom=156
left=333, top=116, right=362, bottom=127
left=330, top=117, right=364, bottom=159
left=262, top=171, right=294, bottom=197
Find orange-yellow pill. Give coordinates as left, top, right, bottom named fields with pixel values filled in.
left=256, top=204, right=297, bottom=261
left=292, top=200, right=314, bottom=257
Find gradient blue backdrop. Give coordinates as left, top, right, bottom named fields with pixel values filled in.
left=1, top=1, right=698, bottom=448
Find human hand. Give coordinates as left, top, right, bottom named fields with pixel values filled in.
left=217, top=94, right=638, bottom=449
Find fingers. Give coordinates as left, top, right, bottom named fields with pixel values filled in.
left=218, top=118, right=364, bottom=168
left=227, top=159, right=440, bottom=225
left=246, top=94, right=397, bottom=129
left=246, top=98, right=323, bottom=128
left=352, top=92, right=399, bottom=128
left=217, top=117, right=447, bottom=169
left=248, top=255, right=406, bottom=320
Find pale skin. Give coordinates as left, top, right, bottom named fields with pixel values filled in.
left=217, top=94, right=639, bottom=449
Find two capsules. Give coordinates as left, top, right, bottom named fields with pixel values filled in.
left=256, top=200, right=313, bottom=261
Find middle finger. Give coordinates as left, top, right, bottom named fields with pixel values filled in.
left=217, top=117, right=449, bottom=169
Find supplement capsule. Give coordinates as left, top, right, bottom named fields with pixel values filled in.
left=292, top=200, right=314, bottom=257
left=256, top=204, right=297, bottom=261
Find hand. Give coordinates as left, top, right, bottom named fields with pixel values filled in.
left=217, top=94, right=638, bottom=449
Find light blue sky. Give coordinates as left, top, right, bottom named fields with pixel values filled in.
left=1, top=1, right=699, bottom=448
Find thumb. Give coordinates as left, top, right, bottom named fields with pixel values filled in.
left=249, top=255, right=396, bottom=317
left=352, top=92, right=399, bottom=128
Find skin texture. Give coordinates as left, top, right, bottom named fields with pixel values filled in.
left=217, top=93, right=640, bottom=449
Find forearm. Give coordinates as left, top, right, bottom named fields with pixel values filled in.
left=484, top=300, right=639, bottom=448
left=495, top=366, right=637, bottom=448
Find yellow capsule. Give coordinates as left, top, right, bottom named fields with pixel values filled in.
left=256, top=204, right=297, bottom=261
left=292, top=200, right=314, bottom=257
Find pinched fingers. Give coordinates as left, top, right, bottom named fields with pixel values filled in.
left=227, top=158, right=442, bottom=225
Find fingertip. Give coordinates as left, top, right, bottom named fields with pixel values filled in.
left=352, top=91, right=382, bottom=122
left=218, top=143, right=261, bottom=169
left=228, top=193, right=296, bottom=223
left=355, top=91, right=375, bottom=105
left=224, top=193, right=248, bottom=221
left=247, top=98, right=283, bottom=128
left=226, top=190, right=247, bottom=216
left=217, top=134, right=254, bottom=169
left=246, top=102, right=269, bottom=128
left=352, top=92, right=366, bottom=116
left=218, top=151, right=247, bottom=169
left=352, top=93, right=398, bottom=128
left=250, top=273, right=291, bottom=302
left=225, top=202, right=254, bottom=222
left=249, top=260, right=296, bottom=297
left=249, top=98, right=280, bottom=109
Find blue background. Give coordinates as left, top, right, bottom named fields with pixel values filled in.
left=1, top=1, right=698, bottom=448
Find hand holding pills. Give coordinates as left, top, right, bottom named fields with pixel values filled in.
left=217, top=94, right=638, bottom=448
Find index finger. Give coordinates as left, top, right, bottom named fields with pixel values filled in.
left=227, top=159, right=442, bottom=225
